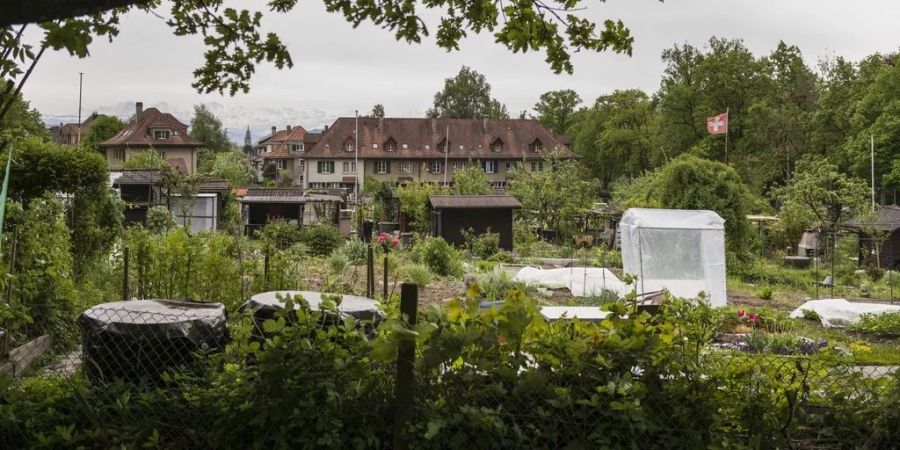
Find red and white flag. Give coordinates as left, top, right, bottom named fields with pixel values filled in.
left=706, top=112, right=728, bottom=135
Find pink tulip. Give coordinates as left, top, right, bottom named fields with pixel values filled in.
left=738, top=309, right=745, bottom=318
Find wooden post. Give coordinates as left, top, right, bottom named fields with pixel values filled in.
left=383, top=255, right=389, bottom=300
left=393, top=283, right=418, bottom=450
left=122, top=246, right=129, bottom=300
left=264, top=244, right=270, bottom=291
left=366, top=246, right=374, bottom=297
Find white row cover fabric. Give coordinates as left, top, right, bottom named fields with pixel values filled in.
left=789, top=299, right=900, bottom=327
left=514, top=267, right=629, bottom=297
left=619, top=208, right=727, bottom=307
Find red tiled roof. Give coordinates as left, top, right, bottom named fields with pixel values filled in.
left=306, top=117, right=573, bottom=160
left=99, top=107, right=201, bottom=148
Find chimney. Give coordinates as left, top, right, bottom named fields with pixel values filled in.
left=135, top=102, right=143, bottom=118
left=482, top=117, right=488, bottom=133
left=431, top=118, right=437, bottom=133
left=271, top=126, right=276, bottom=136
left=378, top=116, right=384, bottom=131
left=286, top=125, right=292, bottom=132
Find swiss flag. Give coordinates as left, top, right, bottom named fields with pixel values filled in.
left=706, top=112, right=728, bottom=135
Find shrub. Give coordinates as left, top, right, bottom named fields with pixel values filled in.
left=402, top=263, right=433, bottom=287
left=342, top=238, right=368, bottom=264
left=462, top=227, right=500, bottom=259
left=412, top=236, right=462, bottom=276
left=850, top=312, right=900, bottom=337
left=473, top=266, right=531, bottom=301
left=755, top=285, right=773, bottom=300
left=299, top=223, right=343, bottom=256
left=327, top=250, right=349, bottom=275
left=257, top=219, right=303, bottom=250
left=146, top=205, right=176, bottom=232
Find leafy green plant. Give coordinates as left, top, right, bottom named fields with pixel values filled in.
left=342, top=238, right=368, bottom=264
left=411, top=236, right=462, bottom=277
left=755, top=285, right=773, bottom=300
left=473, top=265, right=529, bottom=301
left=402, top=263, right=433, bottom=287
left=257, top=219, right=303, bottom=250
left=146, top=205, right=176, bottom=232
left=299, top=223, right=343, bottom=257
left=850, top=312, right=900, bottom=338
left=461, top=227, right=500, bottom=259
left=327, top=250, right=349, bottom=275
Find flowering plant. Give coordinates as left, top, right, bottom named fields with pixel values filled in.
left=376, top=232, right=400, bottom=252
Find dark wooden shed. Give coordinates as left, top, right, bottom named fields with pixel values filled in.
left=428, top=195, right=522, bottom=251
left=239, top=188, right=344, bottom=236
left=842, top=205, right=900, bottom=269
left=112, top=170, right=165, bottom=226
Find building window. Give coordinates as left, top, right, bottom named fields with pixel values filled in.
left=290, top=143, right=304, bottom=152
left=276, top=159, right=286, bottom=170
left=402, top=143, right=408, bottom=149
left=438, top=139, right=450, bottom=152
left=491, top=138, right=503, bottom=152
left=342, top=161, right=357, bottom=173
left=424, top=145, right=430, bottom=150
left=399, top=161, right=413, bottom=174
left=530, top=161, right=544, bottom=172
left=113, top=148, right=125, bottom=161
left=372, top=143, right=379, bottom=149
left=483, top=160, right=497, bottom=174
left=344, top=140, right=355, bottom=152
left=317, top=161, right=335, bottom=174
left=529, top=139, right=543, bottom=152
left=375, top=160, right=390, bottom=174
left=452, top=161, right=466, bottom=171
left=429, top=160, right=444, bottom=174
left=153, top=129, right=171, bottom=140
left=384, top=138, right=396, bottom=151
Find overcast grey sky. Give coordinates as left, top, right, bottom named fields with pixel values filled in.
left=21, top=0, right=900, bottom=142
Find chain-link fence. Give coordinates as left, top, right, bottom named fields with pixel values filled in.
left=3, top=289, right=900, bottom=449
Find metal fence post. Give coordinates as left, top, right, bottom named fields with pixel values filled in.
left=264, top=244, right=270, bottom=291
left=366, top=246, right=374, bottom=298
left=122, top=246, right=129, bottom=301
left=383, top=254, right=389, bottom=300
left=393, top=283, right=418, bottom=450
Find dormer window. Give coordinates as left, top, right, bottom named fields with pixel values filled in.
left=384, top=138, right=397, bottom=152
left=343, top=137, right=355, bottom=152
left=154, top=129, right=171, bottom=140
left=290, top=143, right=304, bottom=152
left=491, top=138, right=504, bottom=152
left=529, top=139, right=543, bottom=152
left=438, top=138, right=450, bottom=152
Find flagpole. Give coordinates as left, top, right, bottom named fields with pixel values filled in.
left=871, top=134, right=876, bottom=210
left=355, top=110, right=359, bottom=207
left=77, top=72, right=83, bottom=145
left=444, top=124, right=449, bottom=186
left=724, top=107, right=729, bottom=164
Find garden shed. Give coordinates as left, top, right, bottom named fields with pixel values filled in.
left=842, top=205, right=900, bottom=269
left=239, top=188, right=344, bottom=236
left=428, top=195, right=522, bottom=250
left=619, top=208, right=727, bottom=307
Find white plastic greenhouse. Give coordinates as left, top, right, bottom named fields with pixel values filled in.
left=619, top=208, right=727, bottom=307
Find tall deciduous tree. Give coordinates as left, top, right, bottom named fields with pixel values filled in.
left=452, top=163, right=492, bottom=195
left=427, top=66, right=509, bottom=119
left=371, top=104, right=385, bottom=118
left=190, top=104, right=231, bottom=152
left=508, top=151, right=595, bottom=232
left=82, top=114, right=125, bottom=151
left=533, top=89, right=582, bottom=135
left=776, top=156, right=870, bottom=233
left=569, top=89, right=658, bottom=193
left=203, top=151, right=255, bottom=187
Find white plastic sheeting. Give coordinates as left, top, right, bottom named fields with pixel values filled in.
left=619, top=208, right=727, bottom=307
left=514, top=267, right=629, bottom=297
left=789, top=298, right=900, bottom=327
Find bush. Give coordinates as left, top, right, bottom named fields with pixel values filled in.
left=342, top=238, right=368, bottom=264
left=850, top=312, right=900, bottom=337
left=326, top=250, right=349, bottom=275
left=462, top=227, right=501, bottom=259
left=412, top=236, right=462, bottom=276
left=473, top=266, right=529, bottom=301
left=402, top=263, right=433, bottom=287
left=299, top=223, right=343, bottom=256
left=146, top=205, right=176, bottom=232
left=755, top=285, right=773, bottom=300
left=257, top=219, right=303, bottom=250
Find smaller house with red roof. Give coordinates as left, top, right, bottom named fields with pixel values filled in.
left=252, top=125, right=321, bottom=185
left=100, top=102, right=202, bottom=174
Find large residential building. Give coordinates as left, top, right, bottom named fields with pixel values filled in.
left=49, top=112, right=100, bottom=145
left=302, top=117, right=573, bottom=190
left=100, top=102, right=202, bottom=173
left=252, top=125, right=321, bottom=185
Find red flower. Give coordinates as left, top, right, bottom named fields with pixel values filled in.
left=748, top=312, right=759, bottom=323
left=377, top=233, right=387, bottom=243
left=738, top=309, right=745, bottom=319
left=391, top=237, right=400, bottom=248
left=498, top=335, right=506, bottom=345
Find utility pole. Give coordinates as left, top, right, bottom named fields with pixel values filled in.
left=76, top=72, right=83, bottom=145
left=870, top=134, right=876, bottom=210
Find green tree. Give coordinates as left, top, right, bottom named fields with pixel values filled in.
left=569, top=89, right=657, bottom=192
left=371, top=104, right=385, bottom=118
left=395, top=181, right=449, bottom=232
left=81, top=114, right=125, bottom=151
left=508, top=151, right=595, bottom=232
left=628, top=156, right=756, bottom=254
left=776, top=156, right=870, bottom=234
left=190, top=104, right=231, bottom=152
left=533, top=89, right=582, bottom=135
left=203, top=151, right=255, bottom=187
left=262, top=162, right=277, bottom=181
left=427, top=66, right=509, bottom=119
left=452, top=162, right=492, bottom=195
left=0, top=93, right=49, bottom=144
left=123, top=148, right=171, bottom=171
